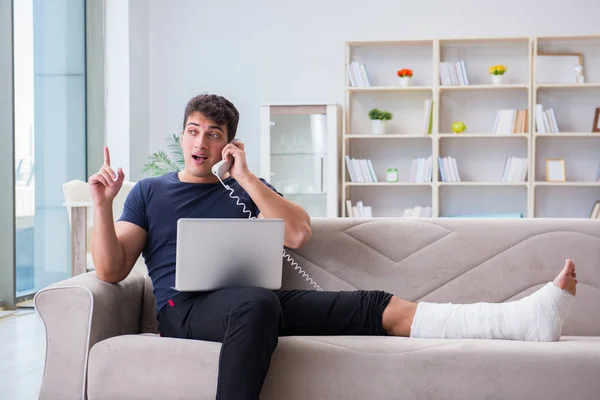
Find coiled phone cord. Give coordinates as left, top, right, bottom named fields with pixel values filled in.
left=216, top=175, right=323, bottom=292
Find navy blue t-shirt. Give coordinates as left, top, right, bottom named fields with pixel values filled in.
left=118, top=171, right=282, bottom=312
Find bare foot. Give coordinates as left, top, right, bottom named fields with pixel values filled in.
left=553, top=259, right=577, bottom=296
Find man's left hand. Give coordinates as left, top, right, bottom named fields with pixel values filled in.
left=221, top=140, right=251, bottom=181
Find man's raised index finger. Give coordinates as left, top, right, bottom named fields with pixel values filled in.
left=104, top=146, right=111, bottom=166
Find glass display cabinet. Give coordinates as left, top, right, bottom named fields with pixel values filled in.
left=260, top=103, right=341, bottom=217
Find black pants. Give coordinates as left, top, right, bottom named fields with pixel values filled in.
left=158, top=287, right=393, bottom=400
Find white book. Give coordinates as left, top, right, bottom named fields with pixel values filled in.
left=543, top=110, right=553, bottom=133
left=492, top=110, right=501, bottom=134
left=548, top=108, right=560, bottom=133
left=496, top=109, right=514, bottom=134
left=356, top=201, right=364, bottom=217
left=360, top=64, right=371, bottom=88
left=423, top=99, right=432, bottom=135
left=460, top=60, right=470, bottom=85
left=444, top=157, right=453, bottom=182
left=367, top=159, right=378, bottom=182
left=359, top=159, right=370, bottom=182
left=451, top=157, right=461, bottom=182
left=455, top=62, right=464, bottom=86
left=363, top=206, right=373, bottom=218
left=502, top=157, right=510, bottom=182
left=345, top=156, right=357, bottom=182
left=438, top=157, right=446, bottom=182
left=346, top=200, right=354, bottom=217
left=426, top=156, right=433, bottom=182
left=351, top=62, right=364, bottom=87
left=535, top=104, right=546, bottom=134
left=346, top=65, right=357, bottom=87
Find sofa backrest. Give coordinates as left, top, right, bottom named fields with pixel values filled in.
left=282, top=218, right=600, bottom=336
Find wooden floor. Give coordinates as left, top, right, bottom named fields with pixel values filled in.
left=0, top=310, right=45, bottom=400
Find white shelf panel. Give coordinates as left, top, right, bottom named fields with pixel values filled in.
left=345, top=134, right=432, bottom=139
left=438, top=133, right=529, bottom=139
left=440, top=84, right=528, bottom=91
left=535, top=133, right=600, bottom=138
left=535, top=83, right=600, bottom=89
left=534, top=182, right=600, bottom=187
left=347, top=86, right=433, bottom=93
left=439, top=182, right=528, bottom=186
left=440, top=37, right=530, bottom=44
left=345, top=182, right=433, bottom=187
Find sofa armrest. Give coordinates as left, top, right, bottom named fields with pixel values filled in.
left=34, top=269, right=149, bottom=400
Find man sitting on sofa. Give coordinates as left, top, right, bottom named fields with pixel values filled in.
left=89, top=94, right=578, bottom=400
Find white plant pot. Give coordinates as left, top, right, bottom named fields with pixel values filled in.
left=492, top=74, right=503, bottom=86
left=371, top=120, right=386, bottom=135
left=398, top=77, right=412, bottom=87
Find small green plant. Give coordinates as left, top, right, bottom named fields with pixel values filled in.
left=142, top=133, right=185, bottom=176
left=368, top=108, right=393, bottom=121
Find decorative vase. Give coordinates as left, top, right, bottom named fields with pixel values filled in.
left=398, top=76, right=412, bottom=87
left=371, top=120, right=386, bottom=135
left=492, top=74, right=503, bottom=86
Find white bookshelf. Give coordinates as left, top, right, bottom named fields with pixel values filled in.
left=531, top=35, right=600, bottom=218
left=343, top=35, right=600, bottom=219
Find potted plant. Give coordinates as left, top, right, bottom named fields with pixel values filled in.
left=142, top=134, right=184, bottom=176
left=397, top=68, right=413, bottom=87
left=489, top=65, right=507, bottom=85
left=368, top=108, right=393, bottom=135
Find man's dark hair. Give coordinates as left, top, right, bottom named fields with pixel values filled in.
left=182, top=94, right=239, bottom=142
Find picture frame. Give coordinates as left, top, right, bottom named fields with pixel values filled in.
left=593, top=107, right=600, bottom=133
left=546, top=158, right=566, bottom=182
left=535, top=52, right=584, bottom=84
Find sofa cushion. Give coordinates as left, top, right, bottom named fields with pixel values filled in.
left=87, top=334, right=600, bottom=400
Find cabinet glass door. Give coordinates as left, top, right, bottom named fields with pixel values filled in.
left=267, top=106, right=330, bottom=217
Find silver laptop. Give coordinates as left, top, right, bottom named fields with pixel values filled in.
left=174, top=218, right=285, bottom=292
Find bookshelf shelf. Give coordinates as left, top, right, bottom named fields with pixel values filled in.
left=343, top=34, right=600, bottom=219
left=347, top=86, right=433, bottom=93
left=535, top=133, right=600, bottom=138
left=439, top=182, right=528, bottom=187
left=345, top=182, right=433, bottom=187
left=439, top=84, right=528, bottom=91
left=534, top=182, right=600, bottom=187
left=535, top=83, right=600, bottom=89
left=345, top=134, right=432, bottom=139
left=438, top=133, right=528, bottom=139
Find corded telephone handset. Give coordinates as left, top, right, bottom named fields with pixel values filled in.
left=211, top=143, right=322, bottom=291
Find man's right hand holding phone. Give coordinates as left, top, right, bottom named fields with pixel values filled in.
left=89, top=146, right=125, bottom=206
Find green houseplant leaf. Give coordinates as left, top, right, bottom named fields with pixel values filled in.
left=142, top=134, right=185, bottom=177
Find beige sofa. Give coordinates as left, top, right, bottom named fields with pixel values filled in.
left=35, top=218, right=600, bottom=399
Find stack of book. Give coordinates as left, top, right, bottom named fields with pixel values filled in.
left=346, top=200, right=373, bottom=218
left=501, top=157, right=528, bottom=183
left=438, top=156, right=461, bottom=182
left=439, top=61, right=470, bottom=86
left=345, top=156, right=378, bottom=182
left=491, top=109, right=529, bottom=134
left=410, top=156, right=433, bottom=183
left=346, top=61, right=371, bottom=87
left=402, top=206, right=432, bottom=218
left=535, top=104, right=560, bottom=133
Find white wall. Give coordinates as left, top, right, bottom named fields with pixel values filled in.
left=143, top=0, right=600, bottom=175
left=105, top=0, right=149, bottom=182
